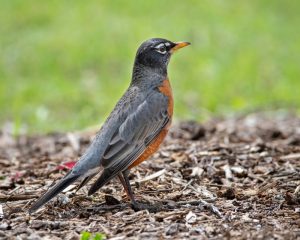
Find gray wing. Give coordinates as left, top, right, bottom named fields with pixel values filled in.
left=88, top=91, right=170, bottom=195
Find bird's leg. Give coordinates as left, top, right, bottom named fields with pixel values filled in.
left=120, top=169, right=148, bottom=211
left=119, top=170, right=161, bottom=212
left=120, top=170, right=140, bottom=209
left=118, top=173, right=131, bottom=200
left=119, top=170, right=164, bottom=212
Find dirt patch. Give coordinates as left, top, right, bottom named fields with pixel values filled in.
left=1, top=113, right=300, bottom=239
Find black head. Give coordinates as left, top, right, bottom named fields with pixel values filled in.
left=134, top=38, right=190, bottom=75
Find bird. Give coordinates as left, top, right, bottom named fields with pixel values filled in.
left=29, top=38, right=190, bottom=213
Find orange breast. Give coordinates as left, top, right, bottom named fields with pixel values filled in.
left=158, top=78, right=173, bottom=116
left=128, top=78, right=173, bottom=169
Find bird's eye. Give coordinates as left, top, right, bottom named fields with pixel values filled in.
left=155, top=44, right=167, bottom=54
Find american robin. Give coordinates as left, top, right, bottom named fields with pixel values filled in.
left=29, top=38, right=190, bottom=213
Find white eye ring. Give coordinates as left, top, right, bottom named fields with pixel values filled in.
left=155, top=43, right=167, bottom=54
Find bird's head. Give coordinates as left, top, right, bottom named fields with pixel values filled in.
left=134, top=38, right=190, bottom=75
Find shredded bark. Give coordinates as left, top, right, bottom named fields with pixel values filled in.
left=1, top=112, right=300, bottom=239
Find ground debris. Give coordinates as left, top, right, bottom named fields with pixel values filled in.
left=1, top=113, right=300, bottom=239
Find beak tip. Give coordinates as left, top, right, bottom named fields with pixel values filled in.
left=171, top=41, right=191, bottom=52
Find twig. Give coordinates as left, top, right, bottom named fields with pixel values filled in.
left=7, top=186, right=21, bottom=195
left=181, top=179, right=194, bottom=192
left=22, top=199, right=33, bottom=211
left=85, top=198, right=218, bottom=214
left=0, top=194, right=38, bottom=201
left=133, top=169, right=166, bottom=184
left=176, top=199, right=216, bottom=205
left=223, top=164, right=233, bottom=180
left=199, top=199, right=224, bottom=219
left=86, top=203, right=129, bottom=212
left=0, top=204, right=3, bottom=219
left=280, top=153, right=300, bottom=160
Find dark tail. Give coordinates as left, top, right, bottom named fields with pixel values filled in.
left=75, top=173, right=97, bottom=193
left=88, top=170, right=112, bottom=196
left=29, top=174, right=80, bottom=214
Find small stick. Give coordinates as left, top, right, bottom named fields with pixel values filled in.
left=7, top=186, right=21, bottom=195
left=86, top=203, right=129, bottom=212
left=0, top=194, right=38, bottom=201
left=181, top=179, right=194, bottom=192
left=199, top=199, right=224, bottom=219
left=133, top=169, right=166, bottom=184
left=0, top=204, right=3, bottom=219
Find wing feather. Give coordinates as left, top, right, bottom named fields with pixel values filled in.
left=88, top=91, right=170, bottom=195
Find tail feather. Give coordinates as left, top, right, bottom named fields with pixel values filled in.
left=88, top=170, right=112, bottom=196
left=29, top=174, right=80, bottom=214
left=75, top=173, right=97, bottom=193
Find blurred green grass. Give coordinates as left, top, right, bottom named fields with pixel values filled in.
left=0, top=0, right=299, bottom=133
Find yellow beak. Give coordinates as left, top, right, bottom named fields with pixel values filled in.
left=170, top=41, right=191, bottom=53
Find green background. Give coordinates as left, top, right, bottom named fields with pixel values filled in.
left=1, top=0, right=299, bottom=133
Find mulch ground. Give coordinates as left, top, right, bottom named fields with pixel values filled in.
left=1, top=112, right=300, bottom=239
